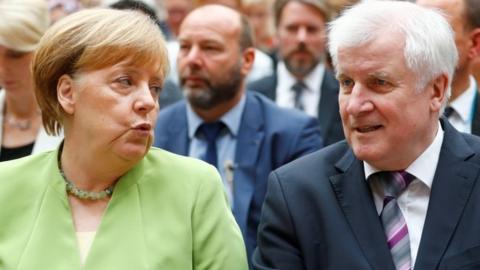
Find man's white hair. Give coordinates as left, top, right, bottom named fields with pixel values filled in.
left=328, top=1, right=458, bottom=105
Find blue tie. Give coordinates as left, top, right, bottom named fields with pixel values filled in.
left=198, top=122, right=225, bottom=168
left=291, top=81, right=306, bottom=110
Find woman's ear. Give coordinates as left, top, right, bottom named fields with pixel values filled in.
left=57, top=74, right=76, bottom=115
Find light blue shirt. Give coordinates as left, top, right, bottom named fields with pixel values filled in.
left=186, top=94, right=246, bottom=205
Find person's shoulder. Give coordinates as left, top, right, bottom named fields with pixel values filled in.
left=247, top=74, right=276, bottom=94
left=0, top=151, right=57, bottom=202
left=158, top=99, right=186, bottom=118
left=0, top=151, right=55, bottom=179
left=273, top=140, right=350, bottom=182
left=246, top=91, right=318, bottom=127
left=156, top=100, right=187, bottom=128
left=460, top=132, right=480, bottom=153
left=142, top=147, right=221, bottom=187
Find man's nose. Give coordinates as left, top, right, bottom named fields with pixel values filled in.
left=345, top=85, right=374, bottom=115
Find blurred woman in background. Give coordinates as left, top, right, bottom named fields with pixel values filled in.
left=0, top=0, right=62, bottom=161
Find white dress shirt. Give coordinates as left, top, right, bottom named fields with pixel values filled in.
left=364, top=121, right=444, bottom=268
left=447, top=76, right=478, bottom=133
left=275, top=62, right=325, bottom=117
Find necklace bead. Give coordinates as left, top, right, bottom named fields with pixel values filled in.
left=63, top=176, right=114, bottom=200
left=58, top=144, right=115, bottom=200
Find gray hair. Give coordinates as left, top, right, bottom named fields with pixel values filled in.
left=328, top=1, right=458, bottom=103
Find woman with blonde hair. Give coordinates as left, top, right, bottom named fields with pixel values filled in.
left=0, top=8, right=247, bottom=269
left=0, top=0, right=62, bottom=161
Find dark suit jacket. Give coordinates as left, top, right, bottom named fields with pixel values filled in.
left=248, top=69, right=344, bottom=146
left=154, top=91, right=323, bottom=263
left=253, top=119, right=480, bottom=270
left=470, top=92, right=480, bottom=135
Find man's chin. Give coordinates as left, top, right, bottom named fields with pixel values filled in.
left=285, top=60, right=317, bottom=77
left=184, top=89, right=215, bottom=110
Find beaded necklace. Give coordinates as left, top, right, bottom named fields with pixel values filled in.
left=57, top=145, right=115, bottom=200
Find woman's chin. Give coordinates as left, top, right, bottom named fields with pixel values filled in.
left=115, top=143, right=150, bottom=163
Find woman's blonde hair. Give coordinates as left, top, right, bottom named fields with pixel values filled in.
left=0, top=0, right=50, bottom=51
left=33, top=8, right=169, bottom=136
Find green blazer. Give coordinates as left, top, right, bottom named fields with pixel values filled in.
left=0, top=147, right=247, bottom=270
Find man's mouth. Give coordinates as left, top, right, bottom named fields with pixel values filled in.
left=355, top=125, right=382, bottom=133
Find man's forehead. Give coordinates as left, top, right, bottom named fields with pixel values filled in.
left=178, top=22, right=237, bottom=44
left=180, top=7, right=240, bottom=38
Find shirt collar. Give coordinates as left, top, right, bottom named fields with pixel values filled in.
left=364, top=121, right=444, bottom=189
left=449, top=76, right=477, bottom=123
left=277, top=61, right=325, bottom=93
left=186, top=93, right=246, bottom=139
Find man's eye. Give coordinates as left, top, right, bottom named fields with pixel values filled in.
left=376, top=79, right=388, bottom=86
left=203, top=45, right=220, bottom=52
left=179, top=44, right=190, bottom=51
left=340, top=79, right=353, bottom=87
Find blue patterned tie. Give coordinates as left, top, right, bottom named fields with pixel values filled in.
left=373, top=171, right=415, bottom=270
left=291, top=81, right=306, bottom=110
left=198, top=122, right=224, bottom=168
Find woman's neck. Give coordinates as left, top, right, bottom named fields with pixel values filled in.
left=60, top=139, right=134, bottom=192
left=4, top=89, right=39, bottom=118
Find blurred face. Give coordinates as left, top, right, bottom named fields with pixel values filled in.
left=243, top=3, right=269, bottom=41
left=417, top=0, right=472, bottom=78
left=67, top=60, right=162, bottom=162
left=177, top=10, right=247, bottom=110
left=165, top=0, right=193, bottom=36
left=0, top=45, right=34, bottom=92
left=337, top=35, right=444, bottom=170
left=277, top=2, right=326, bottom=79
left=198, top=0, right=240, bottom=9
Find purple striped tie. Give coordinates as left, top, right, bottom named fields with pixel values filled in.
left=376, top=171, right=415, bottom=270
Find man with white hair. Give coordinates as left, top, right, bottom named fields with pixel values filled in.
left=253, top=1, right=480, bottom=269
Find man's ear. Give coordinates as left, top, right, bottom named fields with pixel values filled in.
left=57, top=74, right=76, bottom=115
left=241, top=47, right=255, bottom=76
left=430, top=73, right=449, bottom=113
left=468, top=28, right=480, bottom=59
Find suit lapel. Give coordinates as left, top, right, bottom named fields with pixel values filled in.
left=318, top=71, right=339, bottom=140
left=329, top=149, right=396, bottom=270
left=470, top=91, right=480, bottom=136
left=17, top=155, right=82, bottom=270
left=267, top=74, right=278, bottom=101
left=156, top=103, right=189, bottom=155
left=233, top=93, right=264, bottom=234
left=414, top=120, right=480, bottom=269
left=85, top=164, right=148, bottom=270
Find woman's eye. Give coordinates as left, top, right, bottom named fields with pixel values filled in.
left=150, top=85, right=162, bottom=95
left=117, top=77, right=132, bottom=86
